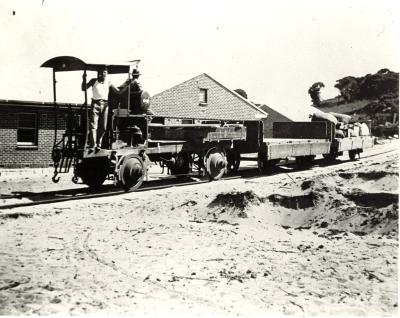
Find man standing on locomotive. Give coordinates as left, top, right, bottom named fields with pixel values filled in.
left=120, top=68, right=154, bottom=115
left=82, top=67, right=129, bottom=151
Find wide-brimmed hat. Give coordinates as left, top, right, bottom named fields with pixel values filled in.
left=132, top=69, right=141, bottom=76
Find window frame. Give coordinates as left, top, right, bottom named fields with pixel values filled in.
left=17, top=112, right=38, bottom=147
left=181, top=119, right=194, bottom=124
left=199, top=88, right=208, bottom=106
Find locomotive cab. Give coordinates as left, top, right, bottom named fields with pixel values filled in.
left=41, top=56, right=146, bottom=185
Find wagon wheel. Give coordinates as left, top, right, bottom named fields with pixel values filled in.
left=348, top=149, right=358, bottom=161
left=205, top=148, right=227, bottom=181
left=258, top=157, right=279, bottom=174
left=295, top=156, right=314, bottom=169
left=323, top=152, right=338, bottom=162
left=78, top=158, right=109, bottom=188
left=170, top=152, right=191, bottom=175
left=118, top=155, right=145, bottom=192
left=226, top=150, right=241, bottom=173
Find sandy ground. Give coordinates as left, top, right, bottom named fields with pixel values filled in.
left=0, top=140, right=398, bottom=317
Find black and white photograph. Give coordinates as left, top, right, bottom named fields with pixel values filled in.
left=0, top=0, right=398, bottom=316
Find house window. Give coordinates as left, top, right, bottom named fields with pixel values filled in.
left=181, top=119, right=193, bottom=124
left=199, top=88, right=208, bottom=105
left=17, top=113, right=38, bottom=146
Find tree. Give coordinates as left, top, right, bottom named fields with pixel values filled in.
left=234, top=89, right=248, bottom=99
left=335, top=69, right=399, bottom=101
left=308, top=82, right=325, bottom=105
left=334, top=76, right=360, bottom=102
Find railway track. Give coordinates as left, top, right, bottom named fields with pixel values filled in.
left=0, top=146, right=397, bottom=210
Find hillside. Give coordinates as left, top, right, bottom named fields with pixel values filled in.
left=313, top=69, right=399, bottom=136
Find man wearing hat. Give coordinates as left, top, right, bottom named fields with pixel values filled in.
left=120, top=68, right=154, bottom=115
left=129, top=68, right=142, bottom=92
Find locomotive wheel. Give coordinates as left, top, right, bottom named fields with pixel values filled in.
left=226, top=150, right=241, bottom=173
left=72, top=175, right=79, bottom=184
left=170, top=152, right=191, bottom=175
left=78, top=158, right=109, bottom=188
left=205, top=148, right=227, bottom=181
left=191, top=153, right=204, bottom=174
left=118, top=155, right=145, bottom=192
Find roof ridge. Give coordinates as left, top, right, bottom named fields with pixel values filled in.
left=258, top=104, right=292, bottom=121
left=201, top=73, right=268, bottom=118
left=151, top=73, right=205, bottom=98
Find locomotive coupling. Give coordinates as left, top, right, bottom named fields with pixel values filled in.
left=51, top=147, right=62, bottom=164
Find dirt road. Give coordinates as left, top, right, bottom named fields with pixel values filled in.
left=0, top=141, right=398, bottom=316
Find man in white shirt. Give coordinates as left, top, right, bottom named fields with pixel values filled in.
left=82, top=67, right=129, bottom=151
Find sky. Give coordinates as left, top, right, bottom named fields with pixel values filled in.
left=0, top=0, right=399, bottom=120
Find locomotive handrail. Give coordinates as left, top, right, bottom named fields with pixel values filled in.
left=148, top=123, right=222, bottom=128
left=147, top=139, right=188, bottom=144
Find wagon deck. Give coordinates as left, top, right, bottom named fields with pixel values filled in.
left=263, top=138, right=331, bottom=160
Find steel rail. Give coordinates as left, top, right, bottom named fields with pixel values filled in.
left=0, top=147, right=397, bottom=210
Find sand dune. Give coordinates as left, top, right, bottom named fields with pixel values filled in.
left=0, top=141, right=398, bottom=316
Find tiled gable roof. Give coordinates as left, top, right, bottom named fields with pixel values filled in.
left=151, top=73, right=268, bottom=121
left=259, top=104, right=292, bottom=122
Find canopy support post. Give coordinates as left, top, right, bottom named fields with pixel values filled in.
left=127, top=72, right=131, bottom=113
left=53, top=69, right=58, bottom=145
left=84, top=69, right=89, bottom=149
left=52, top=69, right=57, bottom=104
left=51, top=69, right=61, bottom=183
left=83, top=69, right=88, bottom=106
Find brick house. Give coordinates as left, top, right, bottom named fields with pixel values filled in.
left=258, top=104, right=292, bottom=137
left=0, top=73, right=269, bottom=168
left=151, top=73, right=268, bottom=123
left=0, top=99, right=76, bottom=168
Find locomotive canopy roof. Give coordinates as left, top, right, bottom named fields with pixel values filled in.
left=41, top=56, right=140, bottom=74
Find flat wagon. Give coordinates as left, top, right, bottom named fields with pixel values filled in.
left=235, top=121, right=375, bottom=171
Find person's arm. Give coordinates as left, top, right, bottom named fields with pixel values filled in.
left=110, top=79, right=132, bottom=94
left=132, top=79, right=142, bottom=91
left=81, top=75, right=96, bottom=91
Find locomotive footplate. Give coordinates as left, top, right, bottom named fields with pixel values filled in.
left=82, top=149, right=110, bottom=158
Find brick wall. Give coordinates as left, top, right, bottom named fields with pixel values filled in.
left=259, top=105, right=292, bottom=138
left=151, top=73, right=267, bottom=121
left=0, top=109, right=67, bottom=168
